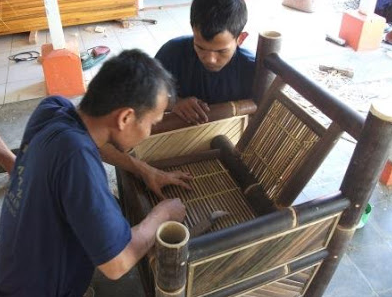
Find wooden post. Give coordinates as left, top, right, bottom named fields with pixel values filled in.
left=305, top=100, right=392, bottom=297
left=44, top=0, right=66, bottom=50
left=252, top=31, right=282, bottom=104
left=155, top=221, right=189, bottom=297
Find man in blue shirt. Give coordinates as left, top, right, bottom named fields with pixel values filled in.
left=100, top=0, right=255, bottom=181
left=155, top=0, right=254, bottom=125
left=0, top=50, right=191, bottom=296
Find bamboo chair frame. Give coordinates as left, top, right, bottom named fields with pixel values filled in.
left=116, top=33, right=392, bottom=297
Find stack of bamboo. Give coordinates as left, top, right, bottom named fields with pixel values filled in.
left=0, top=0, right=137, bottom=35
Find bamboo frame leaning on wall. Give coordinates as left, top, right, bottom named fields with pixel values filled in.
left=305, top=100, right=392, bottom=297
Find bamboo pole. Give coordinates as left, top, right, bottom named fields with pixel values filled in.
left=155, top=221, right=190, bottom=297
left=305, top=100, right=392, bottom=297
left=252, top=31, right=282, bottom=104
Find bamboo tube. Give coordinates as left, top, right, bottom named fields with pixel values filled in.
left=305, top=100, right=392, bottom=297
left=252, top=31, right=282, bottom=103
left=155, top=221, right=190, bottom=297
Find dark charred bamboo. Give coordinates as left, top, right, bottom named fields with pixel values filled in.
left=304, top=226, right=355, bottom=297
left=305, top=101, right=392, bottom=297
left=155, top=222, right=190, bottom=297
left=152, top=99, right=257, bottom=135
left=252, top=31, right=282, bottom=104
left=211, top=135, right=259, bottom=190
left=293, top=192, right=349, bottom=226
left=188, top=208, right=294, bottom=261
left=340, top=103, right=392, bottom=227
left=288, top=250, right=328, bottom=272
left=277, top=91, right=326, bottom=137
left=277, top=123, right=343, bottom=207
left=263, top=54, right=365, bottom=140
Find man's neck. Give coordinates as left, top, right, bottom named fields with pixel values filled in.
left=76, top=109, right=110, bottom=149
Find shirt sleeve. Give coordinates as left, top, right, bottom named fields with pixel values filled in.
left=55, top=146, right=131, bottom=266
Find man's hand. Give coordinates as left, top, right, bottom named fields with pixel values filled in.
left=172, top=97, right=210, bottom=125
left=141, top=165, right=193, bottom=200
left=154, top=198, right=186, bottom=222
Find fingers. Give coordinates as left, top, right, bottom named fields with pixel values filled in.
left=173, top=98, right=209, bottom=125
left=171, top=170, right=193, bottom=181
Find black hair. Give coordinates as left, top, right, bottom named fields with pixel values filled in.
left=80, top=49, right=175, bottom=118
left=190, top=0, right=248, bottom=41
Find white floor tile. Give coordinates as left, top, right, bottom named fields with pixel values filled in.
left=0, top=84, right=5, bottom=106
left=5, top=78, right=46, bottom=104
left=0, top=35, right=13, bottom=54
left=7, top=59, right=44, bottom=83
left=0, top=53, right=10, bottom=85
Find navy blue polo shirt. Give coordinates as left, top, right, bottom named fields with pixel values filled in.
left=0, top=96, right=131, bottom=297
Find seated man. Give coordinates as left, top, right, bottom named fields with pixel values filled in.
left=103, top=0, right=254, bottom=174
left=156, top=0, right=255, bottom=125
left=0, top=50, right=190, bottom=296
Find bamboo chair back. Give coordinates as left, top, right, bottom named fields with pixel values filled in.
left=236, top=77, right=342, bottom=207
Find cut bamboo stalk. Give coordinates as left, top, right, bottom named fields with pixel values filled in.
left=305, top=100, right=392, bottom=297
left=155, top=221, right=190, bottom=297
left=252, top=31, right=282, bottom=103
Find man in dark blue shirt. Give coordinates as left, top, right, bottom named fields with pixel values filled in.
left=0, top=50, right=191, bottom=297
left=155, top=0, right=255, bottom=125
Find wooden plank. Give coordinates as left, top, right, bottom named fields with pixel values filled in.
left=0, top=0, right=137, bottom=35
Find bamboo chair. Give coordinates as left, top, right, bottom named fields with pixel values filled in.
left=116, top=33, right=392, bottom=297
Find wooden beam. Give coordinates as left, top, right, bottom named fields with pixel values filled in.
left=29, top=30, right=38, bottom=44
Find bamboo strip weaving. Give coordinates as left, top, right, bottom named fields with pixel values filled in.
left=134, top=158, right=256, bottom=232
left=240, top=265, right=319, bottom=297
left=241, top=99, right=320, bottom=201
left=188, top=216, right=337, bottom=296
left=134, top=116, right=248, bottom=162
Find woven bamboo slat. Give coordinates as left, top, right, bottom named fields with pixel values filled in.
left=241, top=98, right=320, bottom=202
left=0, top=0, right=137, bottom=35
left=133, top=158, right=256, bottom=232
left=134, top=116, right=248, bottom=162
left=188, top=215, right=339, bottom=296
left=240, top=266, right=319, bottom=297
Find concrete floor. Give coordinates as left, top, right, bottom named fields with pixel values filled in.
left=1, top=0, right=392, bottom=296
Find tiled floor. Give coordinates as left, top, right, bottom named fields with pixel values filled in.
left=0, top=0, right=392, bottom=296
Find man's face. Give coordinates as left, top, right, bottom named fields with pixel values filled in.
left=193, top=28, right=246, bottom=72
left=113, top=90, right=168, bottom=152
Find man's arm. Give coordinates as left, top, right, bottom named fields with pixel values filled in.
left=0, top=136, right=16, bottom=174
left=98, top=198, right=186, bottom=280
left=100, top=144, right=192, bottom=200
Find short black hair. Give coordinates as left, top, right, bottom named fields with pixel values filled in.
left=80, top=49, right=175, bottom=118
left=190, top=0, right=248, bottom=41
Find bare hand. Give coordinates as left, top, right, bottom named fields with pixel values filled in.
left=172, top=97, right=210, bottom=125
left=142, top=166, right=193, bottom=201
left=155, top=198, right=186, bottom=222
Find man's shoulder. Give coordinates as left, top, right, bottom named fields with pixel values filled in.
left=155, top=35, right=193, bottom=60
left=237, top=47, right=256, bottom=63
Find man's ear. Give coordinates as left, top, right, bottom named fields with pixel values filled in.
left=237, top=32, right=249, bottom=46
left=117, top=108, right=135, bottom=131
